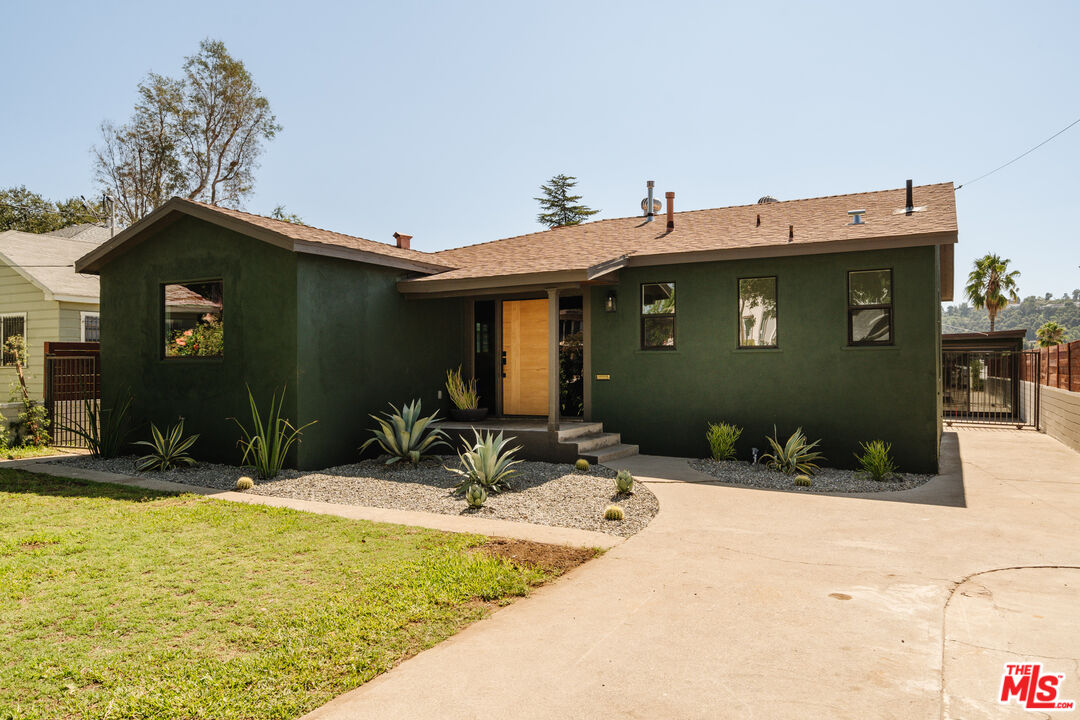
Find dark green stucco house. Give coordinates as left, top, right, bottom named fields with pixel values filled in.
left=75, top=181, right=957, bottom=473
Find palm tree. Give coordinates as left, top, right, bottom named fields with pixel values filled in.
left=964, top=254, right=1021, bottom=331
left=1036, top=321, right=1068, bottom=347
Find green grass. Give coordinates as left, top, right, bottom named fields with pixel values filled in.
left=0, top=445, right=64, bottom=460
left=0, top=469, right=559, bottom=720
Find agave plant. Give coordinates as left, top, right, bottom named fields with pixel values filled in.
left=464, top=483, right=488, bottom=508
left=134, top=419, right=199, bottom=471
left=448, top=429, right=522, bottom=492
left=232, top=386, right=316, bottom=479
left=761, top=426, right=825, bottom=476
left=614, top=469, right=634, bottom=495
left=62, top=394, right=133, bottom=458
left=360, top=399, right=449, bottom=465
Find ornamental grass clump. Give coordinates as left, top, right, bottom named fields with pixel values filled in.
left=614, top=469, right=634, bottom=495
left=444, top=366, right=479, bottom=410
left=448, top=430, right=522, bottom=493
left=63, top=394, right=133, bottom=458
left=854, top=440, right=899, bottom=481
left=360, top=399, right=449, bottom=465
left=762, top=426, right=825, bottom=476
left=134, top=419, right=199, bottom=471
left=705, top=421, right=742, bottom=461
left=232, top=386, right=316, bottom=479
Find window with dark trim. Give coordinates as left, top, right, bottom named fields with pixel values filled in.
left=163, top=281, right=224, bottom=358
left=738, top=276, right=778, bottom=348
left=848, top=269, right=892, bottom=345
left=641, top=282, right=676, bottom=350
left=81, top=312, right=100, bottom=342
left=1, top=314, right=26, bottom=366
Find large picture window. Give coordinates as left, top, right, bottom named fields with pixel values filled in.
left=163, top=281, right=224, bottom=358
left=641, top=282, right=676, bottom=350
left=848, top=269, right=892, bottom=345
left=1, top=314, right=26, bottom=366
left=738, top=277, right=778, bottom=348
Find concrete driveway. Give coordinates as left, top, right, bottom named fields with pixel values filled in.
left=303, top=428, right=1080, bottom=719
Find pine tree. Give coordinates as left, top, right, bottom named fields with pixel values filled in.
left=534, top=174, right=600, bottom=228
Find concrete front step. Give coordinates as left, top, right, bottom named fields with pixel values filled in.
left=556, top=423, right=604, bottom=442
left=582, top=443, right=641, bottom=464
left=572, top=432, right=622, bottom=454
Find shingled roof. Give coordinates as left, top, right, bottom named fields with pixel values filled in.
left=75, top=197, right=454, bottom=274
left=0, top=230, right=103, bottom=302
left=398, top=182, right=957, bottom=293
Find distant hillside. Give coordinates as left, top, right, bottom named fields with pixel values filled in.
left=943, top=292, right=1080, bottom=346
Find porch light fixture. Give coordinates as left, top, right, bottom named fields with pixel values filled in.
left=605, top=290, right=617, bottom=313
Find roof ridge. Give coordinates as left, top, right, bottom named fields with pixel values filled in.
left=435, top=181, right=955, bottom=254
left=180, top=198, right=383, bottom=246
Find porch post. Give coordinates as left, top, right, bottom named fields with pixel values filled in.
left=547, top=287, right=560, bottom=432
left=582, top=286, right=592, bottom=421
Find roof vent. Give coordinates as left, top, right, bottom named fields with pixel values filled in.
left=847, top=209, right=866, bottom=225
left=393, top=232, right=412, bottom=250
left=757, top=195, right=779, bottom=204
left=641, top=181, right=660, bottom=221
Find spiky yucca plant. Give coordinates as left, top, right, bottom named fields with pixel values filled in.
left=854, top=440, right=899, bottom=481
left=614, top=469, right=634, bottom=494
left=63, top=395, right=133, bottom=458
left=465, top=483, right=488, bottom=508
left=762, top=426, right=825, bottom=476
left=134, top=419, right=199, bottom=471
left=360, top=399, right=449, bottom=465
left=448, top=430, right=522, bottom=492
left=232, top=386, right=316, bottom=479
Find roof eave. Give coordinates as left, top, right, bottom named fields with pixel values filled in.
left=397, top=268, right=595, bottom=297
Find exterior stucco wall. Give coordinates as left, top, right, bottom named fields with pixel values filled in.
left=1021, top=380, right=1080, bottom=454
left=589, top=245, right=942, bottom=473
left=295, top=255, right=465, bottom=469
left=99, top=216, right=299, bottom=464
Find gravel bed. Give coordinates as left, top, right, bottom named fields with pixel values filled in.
left=687, top=459, right=933, bottom=493
left=51, top=455, right=659, bottom=538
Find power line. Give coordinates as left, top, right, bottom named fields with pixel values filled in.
left=957, top=114, right=1080, bottom=190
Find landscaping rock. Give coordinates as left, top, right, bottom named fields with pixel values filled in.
left=688, top=459, right=933, bottom=493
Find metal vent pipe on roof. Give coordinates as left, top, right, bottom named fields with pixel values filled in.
left=645, top=181, right=655, bottom=222
left=905, top=179, right=914, bottom=215
left=665, top=192, right=674, bottom=230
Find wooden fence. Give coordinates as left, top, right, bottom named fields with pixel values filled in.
left=1021, top=339, right=1080, bottom=392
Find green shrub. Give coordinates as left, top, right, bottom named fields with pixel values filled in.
left=794, top=474, right=812, bottom=488
left=575, top=458, right=590, bottom=472
left=705, top=421, right=742, bottom=460
left=854, top=440, right=899, bottom=481
left=361, top=399, right=448, bottom=465
left=465, top=483, right=488, bottom=508
left=134, top=419, right=199, bottom=471
left=232, top=386, right=316, bottom=479
left=445, top=366, right=479, bottom=410
left=236, top=476, right=254, bottom=491
left=63, top=395, right=133, bottom=458
left=762, top=426, right=825, bottom=476
left=448, top=429, right=522, bottom=493
left=603, top=504, right=624, bottom=521
left=614, top=469, right=634, bottom=494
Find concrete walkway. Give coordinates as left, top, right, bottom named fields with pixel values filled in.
left=302, top=428, right=1080, bottom=720
left=8, top=460, right=620, bottom=550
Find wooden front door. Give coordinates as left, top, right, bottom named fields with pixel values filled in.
left=502, top=298, right=548, bottom=415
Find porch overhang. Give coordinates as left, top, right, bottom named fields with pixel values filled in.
left=396, top=256, right=626, bottom=298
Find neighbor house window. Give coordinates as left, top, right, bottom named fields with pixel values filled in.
left=163, top=281, right=224, bottom=358
left=738, top=277, right=778, bottom=348
left=641, top=282, right=676, bottom=350
left=1, top=313, right=26, bottom=366
left=848, top=269, right=892, bottom=345
left=81, top=312, right=100, bottom=342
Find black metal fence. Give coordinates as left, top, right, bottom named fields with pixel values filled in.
left=943, top=350, right=1039, bottom=428
left=44, top=346, right=100, bottom=447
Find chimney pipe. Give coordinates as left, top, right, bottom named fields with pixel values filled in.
left=665, top=191, right=674, bottom=230
left=393, top=232, right=412, bottom=250
left=645, top=180, right=655, bottom=222
left=905, top=179, right=913, bottom=215
left=788, top=225, right=794, bottom=242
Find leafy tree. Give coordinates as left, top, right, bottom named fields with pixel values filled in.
left=535, top=174, right=600, bottom=228
left=1036, top=321, right=1068, bottom=347
left=270, top=205, right=304, bottom=224
left=1073, top=289, right=1080, bottom=301
left=0, top=186, right=104, bottom=233
left=964, top=254, right=1021, bottom=332
left=94, top=39, right=281, bottom=226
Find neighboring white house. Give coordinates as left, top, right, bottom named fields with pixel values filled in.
left=0, top=224, right=108, bottom=407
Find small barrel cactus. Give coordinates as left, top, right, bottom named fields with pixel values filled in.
left=794, top=474, right=812, bottom=488
left=603, top=504, right=624, bottom=521
left=575, top=458, right=590, bottom=472
left=614, top=469, right=634, bottom=494
left=465, top=483, right=488, bottom=508
left=236, top=476, right=254, bottom=491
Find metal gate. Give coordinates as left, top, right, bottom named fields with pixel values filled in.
left=43, top=342, right=100, bottom=447
left=942, top=349, right=1039, bottom=428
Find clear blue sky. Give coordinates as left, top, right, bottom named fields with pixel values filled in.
left=3, top=0, right=1078, bottom=297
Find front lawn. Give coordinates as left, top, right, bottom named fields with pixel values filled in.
left=0, top=469, right=588, bottom=719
